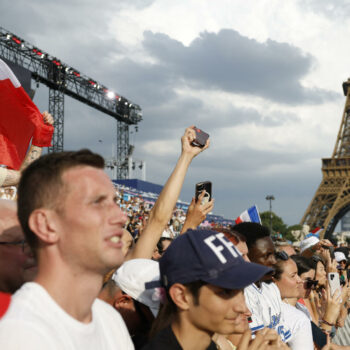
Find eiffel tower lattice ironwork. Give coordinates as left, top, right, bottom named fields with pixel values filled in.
left=300, top=79, right=350, bottom=238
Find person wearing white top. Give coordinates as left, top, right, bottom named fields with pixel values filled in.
left=0, top=150, right=134, bottom=349
left=0, top=282, right=133, bottom=349
left=273, top=253, right=313, bottom=350
left=233, top=223, right=293, bottom=343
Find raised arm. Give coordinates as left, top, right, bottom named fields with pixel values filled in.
left=125, top=126, right=210, bottom=260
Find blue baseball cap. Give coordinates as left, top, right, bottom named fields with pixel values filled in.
left=157, top=229, right=272, bottom=290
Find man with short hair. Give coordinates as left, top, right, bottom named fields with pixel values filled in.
left=0, top=149, right=133, bottom=349
left=234, top=222, right=292, bottom=343
left=142, top=229, right=275, bottom=350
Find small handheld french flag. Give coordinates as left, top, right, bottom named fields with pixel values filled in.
left=305, top=227, right=323, bottom=239
left=235, top=205, right=261, bottom=224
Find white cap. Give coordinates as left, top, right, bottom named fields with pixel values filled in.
left=112, top=259, right=160, bottom=317
left=335, top=251, right=347, bottom=263
left=300, top=236, right=319, bottom=253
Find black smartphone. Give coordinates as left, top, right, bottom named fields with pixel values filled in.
left=191, top=127, right=209, bottom=148
left=322, top=245, right=335, bottom=260
left=195, top=181, right=212, bottom=204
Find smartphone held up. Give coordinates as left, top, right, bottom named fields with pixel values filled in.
left=195, top=181, right=212, bottom=205
left=191, top=127, right=209, bottom=148
left=328, top=272, right=342, bottom=298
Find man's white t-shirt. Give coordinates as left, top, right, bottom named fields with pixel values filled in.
left=0, top=282, right=134, bottom=350
left=280, top=302, right=313, bottom=350
left=244, top=282, right=292, bottom=342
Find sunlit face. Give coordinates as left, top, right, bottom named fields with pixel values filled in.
left=0, top=201, right=37, bottom=293
left=248, top=237, right=276, bottom=281
left=235, top=241, right=250, bottom=262
left=315, top=261, right=327, bottom=287
left=275, top=260, right=302, bottom=299
left=53, top=166, right=127, bottom=275
left=186, top=285, right=251, bottom=335
left=298, top=269, right=316, bottom=298
left=248, top=237, right=276, bottom=268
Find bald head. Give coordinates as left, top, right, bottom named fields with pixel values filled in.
left=0, top=200, right=37, bottom=293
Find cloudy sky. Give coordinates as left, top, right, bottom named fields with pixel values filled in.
left=1, top=0, right=349, bottom=225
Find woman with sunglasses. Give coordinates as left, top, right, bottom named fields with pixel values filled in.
left=290, top=255, right=350, bottom=350
left=310, top=255, right=349, bottom=330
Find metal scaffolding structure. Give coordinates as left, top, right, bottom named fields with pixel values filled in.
left=300, top=79, right=350, bottom=238
left=48, top=89, right=65, bottom=153
left=0, top=26, right=142, bottom=178
left=116, top=121, right=130, bottom=179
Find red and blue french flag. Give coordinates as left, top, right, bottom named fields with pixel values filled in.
left=235, top=205, right=261, bottom=224
left=0, top=59, right=53, bottom=170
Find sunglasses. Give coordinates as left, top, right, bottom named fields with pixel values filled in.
left=0, top=240, right=28, bottom=253
left=304, top=278, right=318, bottom=289
left=275, top=251, right=289, bottom=261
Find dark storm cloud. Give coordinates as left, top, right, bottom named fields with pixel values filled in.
left=104, top=58, right=177, bottom=106
left=131, top=132, right=323, bottom=225
left=141, top=29, right=339, bottom=104
left=0, top=1, right=331, bottom=225
left=2, top=1, right=338, bottom=106
left=121, top=88, right=300, bottom=149
left=0, top=0, right=128, bottom=77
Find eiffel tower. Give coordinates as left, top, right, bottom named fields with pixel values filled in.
left=300, top=79, right=350, bottom=238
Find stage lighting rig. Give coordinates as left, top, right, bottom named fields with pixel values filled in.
left=0, top=26, right=142, bottom=179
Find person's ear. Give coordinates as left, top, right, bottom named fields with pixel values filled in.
left=28, top=209, right=59, bottom=244
left=114, top=294, right=134, bottom=310
left=168, top=283, right=193, bottom=311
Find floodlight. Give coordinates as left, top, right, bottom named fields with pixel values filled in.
left=106, top=91, right=115, bottom=99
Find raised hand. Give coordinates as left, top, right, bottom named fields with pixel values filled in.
left=181, top=126, right=210, bottom=159
left=42, top=111, right=54, bottom=125
left=181, top=191, right=214, bottom=234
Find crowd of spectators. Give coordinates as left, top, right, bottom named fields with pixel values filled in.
left=2, top=125, right=350, bottom=350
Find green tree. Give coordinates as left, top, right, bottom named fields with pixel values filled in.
left=260, top=211, right=299, bottom=242
left=260, top=211, right=287, bottom=235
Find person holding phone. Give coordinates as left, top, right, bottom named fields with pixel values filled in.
left=290, top=256, right=350, bottom=350
left=180, top=190, right=214, bottom=234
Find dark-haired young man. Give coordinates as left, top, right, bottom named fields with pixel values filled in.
left=0, top=149, right=133, bottom=349
left=142, top=229, right=281, bottom=350
left=0, top=126, right=211, bottom=349
left=233, top=222, right=292, bottom=344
